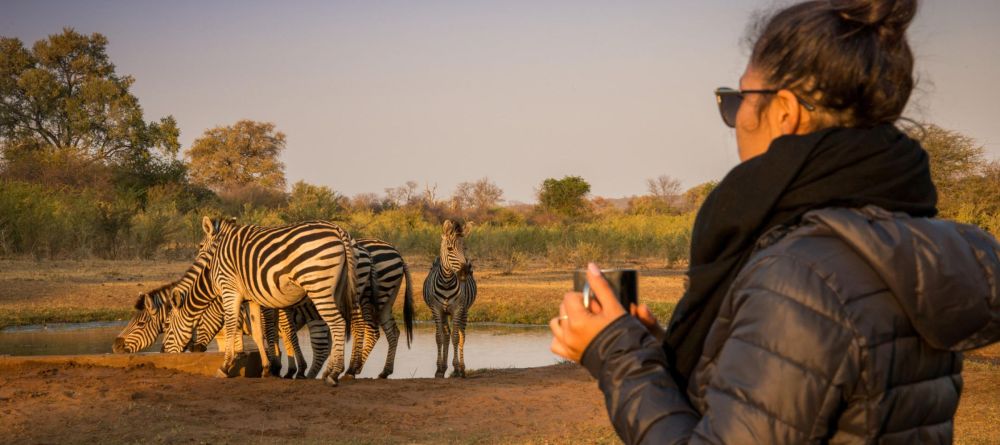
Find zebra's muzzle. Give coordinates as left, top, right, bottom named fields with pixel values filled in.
left=112, top=337, right=128, bottom=354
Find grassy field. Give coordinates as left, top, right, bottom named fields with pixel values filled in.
left=0, top=258, right=685, bottom=329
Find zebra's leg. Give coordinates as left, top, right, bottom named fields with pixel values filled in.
left=264, top=307, right=283, bottom=376
left=353, top=296, right=380, bottom=377
left=433, top=309, right=451, bottom=378
left=278, top=308, right=305, bottom=379
left=218, top=289, right=244, bottom=378
left=344, top=299, right=367, bottom=379
left=377, top=302, right=399, bottom=379
left=247, top=302, right=277, bottom=378
left=310, top=291, right=348, bottom=386
left=450, top=308, right=469, bottom=378
left=305, top=320, right=330, bottom=379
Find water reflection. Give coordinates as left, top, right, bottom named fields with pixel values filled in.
left=0, top=322, right=561, bottom=379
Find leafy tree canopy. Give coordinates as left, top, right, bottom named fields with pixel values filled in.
left=538, top=175, right=591, bottom=216
left=0, top=28, right=179, bottom=163
left=186, top=119, right=286, bottom=193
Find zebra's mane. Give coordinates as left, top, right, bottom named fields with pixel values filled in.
left=134, top=280, right=180, bottom=311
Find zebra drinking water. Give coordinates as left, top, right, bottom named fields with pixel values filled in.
left=423, top=220, right=477, bottom=378
left=170, top=217, right=358, bottom=386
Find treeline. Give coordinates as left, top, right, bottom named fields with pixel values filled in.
left=1, top=29, right=997, bottom=267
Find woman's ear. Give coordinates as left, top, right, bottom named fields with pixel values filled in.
left=773, top=89, right=804, bottom=136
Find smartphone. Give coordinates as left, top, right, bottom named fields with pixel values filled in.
left=572, top=268, right=638, bottom=309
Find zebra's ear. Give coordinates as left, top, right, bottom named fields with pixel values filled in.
left=143, top=293, right=157, bottom=314
left=442, top=219, right=454, bottom=236
left=202, top=216, right=214, bottom=236
left=170, top=289, right=185, bottom=309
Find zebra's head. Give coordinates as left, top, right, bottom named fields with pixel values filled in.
left=440, top=220, right=471, bottom=279
left=199, top=216, right=237, bottom=254
left=113, top=285, right=171, bottom=353
left=160, top=221, right=226, bottom=353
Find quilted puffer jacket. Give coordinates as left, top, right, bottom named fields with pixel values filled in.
left=581, top=206, right=1000, bottom=444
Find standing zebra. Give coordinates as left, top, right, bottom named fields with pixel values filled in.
left=169, top=217, right=357, bottom=386
left=272, top=238, right=415, bottom=379
left=343, top=239, right=414, bottom=378
left=423, top=220, right=477, bottom=378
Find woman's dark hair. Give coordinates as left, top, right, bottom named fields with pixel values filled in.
left=750, top=0, right=918, bottom=127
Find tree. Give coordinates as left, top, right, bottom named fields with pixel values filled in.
left=186, top=120, right=286, bottom=193
left=914, top=124, right=986, bottom=203
left=452, top=177, right=504, bottom=213
left=682, top=181, right=718, bottom=212
left=914, top=124, right=999, bottom=234
left=384, top=180, right=419, bottom=208
left=0, top=28, right=179, bottom=162
left=538, top=176, right=591, bottom=217
left=283, top=181, right=344, bottom=222
left=647, top=175, right=682, bottom=200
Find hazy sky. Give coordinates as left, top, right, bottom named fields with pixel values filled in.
left=3, top=0, right=998, bottom=202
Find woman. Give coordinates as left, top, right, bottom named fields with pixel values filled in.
left=550, top=0, right=1000, bottom=443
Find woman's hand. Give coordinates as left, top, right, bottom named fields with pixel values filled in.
left=630, top=303, right=666, bottom=343
left=549, top=263, right=626, bottom=363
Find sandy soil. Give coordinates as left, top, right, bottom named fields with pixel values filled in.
left=1, top=353, right=999, bottom=445
left=0, top=356, right=616, bottom=445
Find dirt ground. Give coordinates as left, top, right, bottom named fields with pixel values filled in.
left=1, top=353, right=999, bottom=445
left=0, top=357, right=615, bottom=445
left=1, top=260, right=999, bottom=444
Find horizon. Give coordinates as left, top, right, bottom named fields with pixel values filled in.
left=3, top=0, right=998, bottom=203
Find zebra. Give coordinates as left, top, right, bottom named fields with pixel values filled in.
left=161, top=233, right=373, bottom=380
left=279, top=238, right=415, bottom=379
left=165, top=217, right=358, bottom=386
left=160, top=238, right=413, bottom=379
left=112, top=284, right=173, bottom=354
left=354, top=238, right=415, bottom=379
left=423, top=220, right=477, bottom=378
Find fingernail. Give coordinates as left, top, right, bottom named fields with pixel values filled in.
left=587, top=263, right=600, bottom=276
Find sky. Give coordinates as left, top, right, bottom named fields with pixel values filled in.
left=3, top=0, right=999, bottom=203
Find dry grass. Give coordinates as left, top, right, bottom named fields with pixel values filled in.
left=0, top=259, right=190, bottom=329
left=0, top=259, right=686, bottom=328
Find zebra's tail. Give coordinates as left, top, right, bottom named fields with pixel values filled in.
left=402, top=261, right=414, bottom=348
left=334, top=227, right=358, bottom=341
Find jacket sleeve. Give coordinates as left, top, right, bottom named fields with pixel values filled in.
left=581, top=255, right=858, bottom=444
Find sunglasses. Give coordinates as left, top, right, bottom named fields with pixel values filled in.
left=714, top=87, right=816, bottom=128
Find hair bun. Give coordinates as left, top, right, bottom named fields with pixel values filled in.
left=831, top=0, right=917, bottom=41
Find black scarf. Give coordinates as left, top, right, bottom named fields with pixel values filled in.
left=664, top=124, right=938, bottom=392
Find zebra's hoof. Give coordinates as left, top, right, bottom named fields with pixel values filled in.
left=434, top=371, right=445, bottom=379
left=267, top=364, right=282, bottom=377
left=378, top=372, right=390, bottom=379
left=295, top=370, right=307, bottom=379
left=215, top=367, right=232, bottom=378
left=341, top=373, right=356, bottom=381
left=450, top=370, right=465, bottom=378
left=324, top=375, right=339, bottom=387
left=190, top=344, right=208, bottom=353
